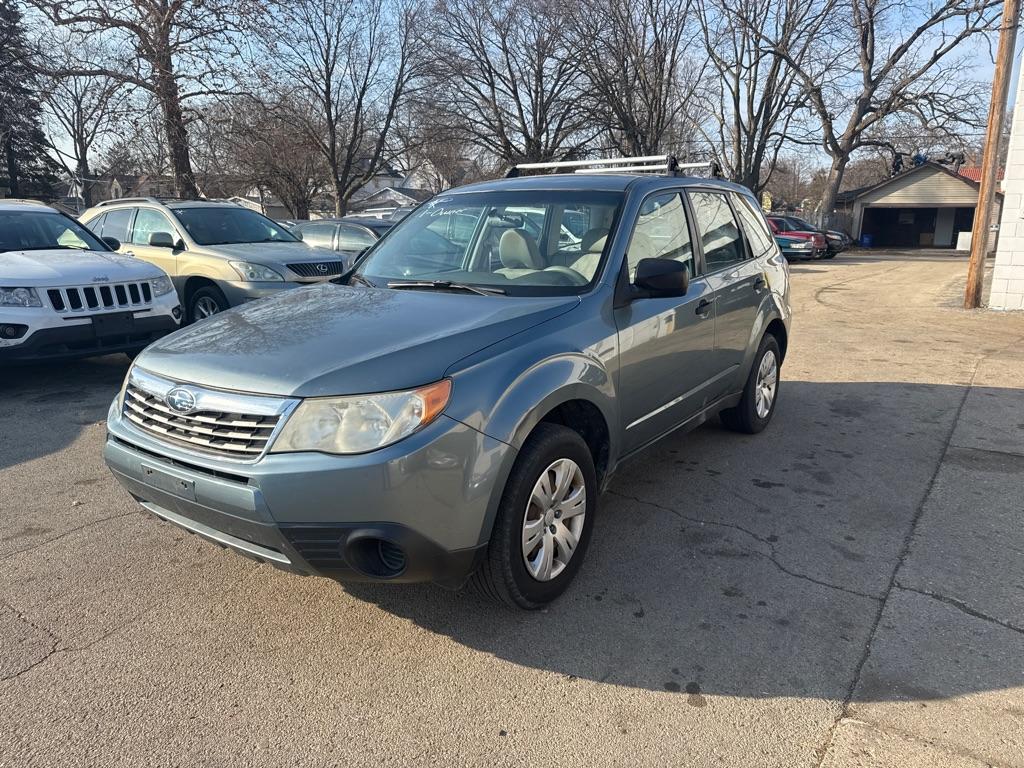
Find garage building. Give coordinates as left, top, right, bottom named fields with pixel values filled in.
left=836, top=162, right=1002, bottom=249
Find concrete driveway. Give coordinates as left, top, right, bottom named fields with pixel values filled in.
left=2, top=252, right=1023, bottom=767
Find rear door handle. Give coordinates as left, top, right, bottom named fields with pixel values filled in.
left=696, top=297, right=715, bottom=316
left=753, top=276, right=767, bottom=291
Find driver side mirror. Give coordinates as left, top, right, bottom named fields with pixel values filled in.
left=101, top=236, right=121, bottom=251
left=148, top=231, right=175, bottom=249
left=634, top=258, right=689, bottom=298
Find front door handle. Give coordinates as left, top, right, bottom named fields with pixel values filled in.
left=696, top=297, right=715, bottom=316
left=753, top=276, right=767, bottom=291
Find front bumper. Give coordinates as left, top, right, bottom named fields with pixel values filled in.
left=219, top=279, right=331, bottom=307
left=103, top=399, right=514, bottom=588
left=0, top=312, right=179, bottom=362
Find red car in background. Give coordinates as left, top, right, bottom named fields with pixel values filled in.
left=767, top=217, right=827, bottom=259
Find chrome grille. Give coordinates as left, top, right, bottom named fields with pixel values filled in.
left=121, top=369, right=297, bottom=461
left=287, top=261, right=344, bottom=278
left=48, top=282, right=152, bottom=313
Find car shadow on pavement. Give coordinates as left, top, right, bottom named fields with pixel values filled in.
left=0, top=355, right=128, bottom=472
left=344, top=379, right=1024, bottom=703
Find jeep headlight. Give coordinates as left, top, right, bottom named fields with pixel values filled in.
left=0, top=287, right=42, bottom=307
left=229, top=261, right=284, bottom=282
left=150, top=275, right=174, bottom=296
left=272, top=379, right=452, bottom=454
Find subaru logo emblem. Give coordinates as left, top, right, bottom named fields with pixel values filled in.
left=315, top=263, right=328, bottom=273
left=165, top=387, right=197, bottom=414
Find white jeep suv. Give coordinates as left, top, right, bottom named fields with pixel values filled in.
left=0, top=200, right=180, bottom=363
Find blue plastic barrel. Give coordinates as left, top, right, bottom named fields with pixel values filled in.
left=860, top=233, right=873, bottom=248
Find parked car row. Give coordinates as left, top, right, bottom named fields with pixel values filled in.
left=0, top=197, right=388, bottom=363
left=767, top=214, right=850, bottom=260
left=79, top=198, right=348, bottom=322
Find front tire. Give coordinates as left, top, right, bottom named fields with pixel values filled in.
left=721, top=334, right=781, bottom=434
left=187, top=285, right=229, bottom=324
left=470, top=423, right=597, bottom=609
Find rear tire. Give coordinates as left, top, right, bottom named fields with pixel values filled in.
left=187, top=285, right=229, bottom=324
left=469, top=423, right=597, bottom=609
left=720, top=334, right=781, bottom=434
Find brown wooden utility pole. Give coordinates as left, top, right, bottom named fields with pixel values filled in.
left=965, top=0, right=1020, bottom=308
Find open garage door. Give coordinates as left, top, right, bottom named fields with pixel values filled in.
left=861, top=206, right=975, bottom=248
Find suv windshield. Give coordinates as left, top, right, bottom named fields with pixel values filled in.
left=354, top=190, right=624, bottom=295
left=172, top=207, right=299, bottom=246
left=0, top=210, right=107, bottom=253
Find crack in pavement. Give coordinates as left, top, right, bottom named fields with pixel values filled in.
left=606, top=489, right=880, bottom=601
left=1, top=511, right=138, bottom=561
left=811, top=333, right=1024, bottom=767
left=894, top=583, right=1024, bottom=636
left=0, top=605, right=158, bottom=685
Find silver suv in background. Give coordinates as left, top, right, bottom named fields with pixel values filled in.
left=80, top=199, right=346, bottom=322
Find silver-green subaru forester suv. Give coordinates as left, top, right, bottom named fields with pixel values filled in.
left=103, top=157, right=791, bottom=609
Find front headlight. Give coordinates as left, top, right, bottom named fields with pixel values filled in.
left=0, top=287, right=42, bottom=307
left=150, top=275, right=174, bottom=296
left=229, top=261, right=284, bottom=282
left=271, top=379, right=452, bottom=455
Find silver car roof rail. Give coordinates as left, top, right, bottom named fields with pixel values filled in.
left=505, top=155, right=722, bottom=178
left=1, top=198, right=51, bottom=207
left=94, top=197, right=168, bottom=207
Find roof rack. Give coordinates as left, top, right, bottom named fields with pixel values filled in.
left=506, top=155, right=722, bottom=178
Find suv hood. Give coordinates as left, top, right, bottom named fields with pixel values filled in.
left=137, top=283, right=579, bottom=397
left=1, top=249, right=162, bottom=286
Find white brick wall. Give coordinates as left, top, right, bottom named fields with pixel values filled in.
left=991, top=68, right=1024, bottom=309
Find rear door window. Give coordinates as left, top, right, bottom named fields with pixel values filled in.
left=100, top=208, right=134, bottom=244
left=336, top=223, right=377, bottom=251
left=688, top=191, right=746, bottom=272
left=295, top=222, right=337, bottom=249
left=732, top=194, right=774, bottom=258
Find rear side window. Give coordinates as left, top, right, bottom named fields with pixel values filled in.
left=688, top=191, right=745, bottom=272
left=627, top=192, right=694, bottom=280
left=732, top=194, right=774, bottom=257
left=99, top=208, right=134, bottom=244
left=295, top=222, right=337, bottom=249
left=336, top=223, right=377, bottom=251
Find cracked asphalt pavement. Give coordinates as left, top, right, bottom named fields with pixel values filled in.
left=2, top=252, right=1023, bottom=767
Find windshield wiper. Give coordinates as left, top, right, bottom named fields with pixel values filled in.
left=386, top=280, right=506, bottom=296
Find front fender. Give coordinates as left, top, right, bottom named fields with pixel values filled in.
left=445, top=350, right=619, bottom=546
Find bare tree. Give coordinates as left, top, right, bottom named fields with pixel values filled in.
left=193, top=97, right=330, bottom=219
left=271, top=0, right=423, bottom=216
left=569, top=0, right=706, bottom=157
left=761, top=0, right=1001, bottom=220
left=40, top=32, right=130, bottom=206
left=30, top=0, right=249, bottom=199
left=425, top=0, right=591, bottom=166
left=694, top=0, right=823, bottom=192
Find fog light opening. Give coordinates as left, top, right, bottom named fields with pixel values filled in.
left=346, top=537, right=407, bottom=579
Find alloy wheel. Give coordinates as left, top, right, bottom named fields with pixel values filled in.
left=193, top=296, right=221, bottom=320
